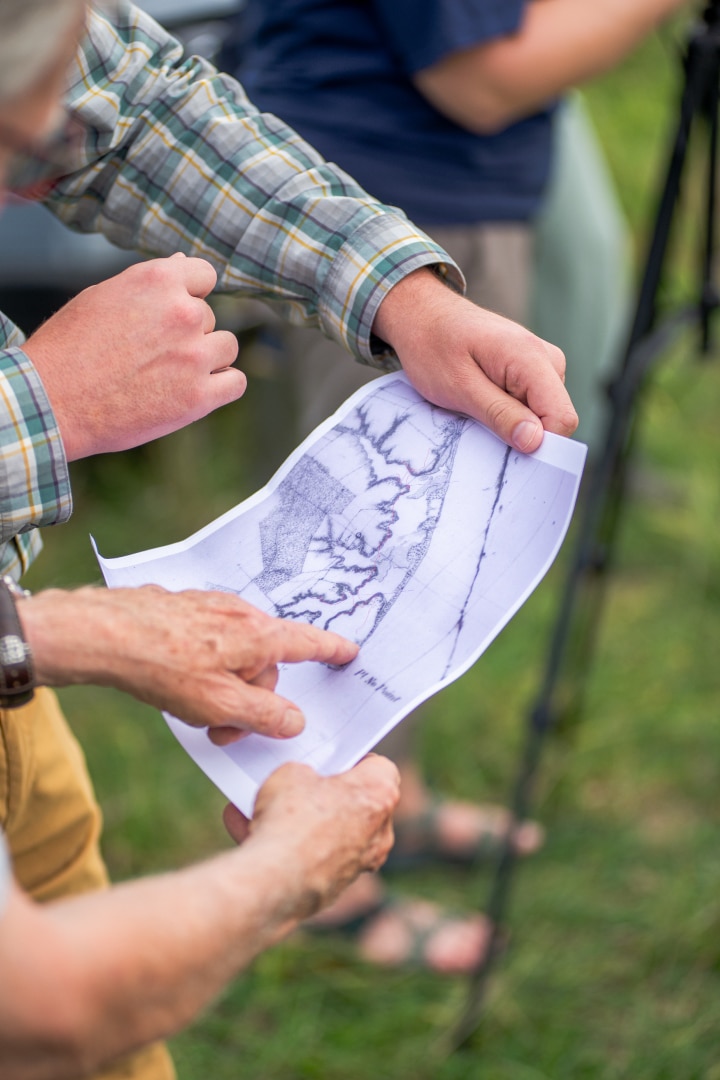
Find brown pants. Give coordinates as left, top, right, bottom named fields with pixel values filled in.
left=0, top=687, right=175, bottom=1080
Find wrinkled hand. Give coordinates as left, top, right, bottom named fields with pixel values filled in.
left=373, top=268, right=578, bottom=452
left=224, top=755, right=400, bottom=917
left=20, top=585, right=358, bottom=742
left=23, top=253, right=245, bottom=460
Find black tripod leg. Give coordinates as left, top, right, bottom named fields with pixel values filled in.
left=530, top=14, right=720, bottom=733
left=452, top=10, right=720, bottom=1050
left=629, top=17, right=720, bottom=352
left=700, top=60, right=720, bottom=351
left=449, top=713, right=546, bottom=1050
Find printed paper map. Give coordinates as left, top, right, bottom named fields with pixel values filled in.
left=95, top=372, right=587, bottom=815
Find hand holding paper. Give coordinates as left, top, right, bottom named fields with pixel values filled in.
left=374, top=268, right=578, bottom=451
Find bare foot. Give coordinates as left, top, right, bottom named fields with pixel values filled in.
left=305, top=874, right=492, bottom=974
left=359, top=897, right=491, bottom=973
left=393, top=763, right=543, bottom=861
left=394, top=799, right=544, bottom=860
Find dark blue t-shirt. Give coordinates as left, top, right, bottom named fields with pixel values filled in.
left=229, top=0, right=555, bottom=225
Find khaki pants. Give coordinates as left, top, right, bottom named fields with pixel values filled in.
left=0, top=687, right=175, bottom=1080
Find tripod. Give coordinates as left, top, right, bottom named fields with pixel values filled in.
left=452, top=0, right=720, bottom=1050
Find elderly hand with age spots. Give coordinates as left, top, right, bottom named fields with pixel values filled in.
left=223, top=754, right=401, bottom=914
left=18, top=584, right=359, bottom=744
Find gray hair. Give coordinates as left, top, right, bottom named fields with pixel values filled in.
left=0, top=0, right=85, bottom=104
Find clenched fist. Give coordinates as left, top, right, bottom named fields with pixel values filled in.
left=24, top=253, right=245, bottom=460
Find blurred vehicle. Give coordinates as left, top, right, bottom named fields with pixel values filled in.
left=0, top=0, right=243, bottom=333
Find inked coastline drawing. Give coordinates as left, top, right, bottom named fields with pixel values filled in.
left=248, top=385, right=467, bottom=645
left=96, top=373, right=587, bottom=816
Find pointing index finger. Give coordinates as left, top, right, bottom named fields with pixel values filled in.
left=273, top=621, right=360, bottom=668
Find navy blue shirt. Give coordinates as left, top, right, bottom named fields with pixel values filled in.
left=231, top=0, right=555, bottom=225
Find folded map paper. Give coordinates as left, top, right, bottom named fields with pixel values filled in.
left=95, top=372, right=587, bottom=816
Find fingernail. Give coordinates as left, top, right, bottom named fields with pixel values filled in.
left=511, top=420, right=541, bottom=452
left=279, top=708, right=304, bottom=738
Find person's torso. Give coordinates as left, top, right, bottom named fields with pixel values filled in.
left=228, top=0, right=555, bottom=225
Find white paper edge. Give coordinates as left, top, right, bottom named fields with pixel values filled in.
left=93, top=372, right=587, bottom=570
left=93, top=371, right=588, bottom=816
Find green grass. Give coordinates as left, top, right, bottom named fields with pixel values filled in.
left=24, top=23, right=720, bottom=1080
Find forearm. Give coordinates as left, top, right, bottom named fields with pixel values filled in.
left=415, top=0, right=687, bottom=133
left=29, top=2, right=460, bottom=366
left=18, top=587, right=144, bottom=689
left=0, top=749, right=399, bottom=1080
left=0, top=839, right=308, bottom=1079
left=1, top=749, right=398, bottom=1079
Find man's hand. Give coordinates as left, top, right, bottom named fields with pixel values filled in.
left=224, top=755, right=400, bottom=917
left=23, top=254, right=245, bottom=460
left=20, top=585, right=358, bottom=742
left=373, top=268, right=578, bottom=452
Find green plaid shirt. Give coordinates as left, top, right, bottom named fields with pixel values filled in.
left=0, top=1, right=461, bottom=580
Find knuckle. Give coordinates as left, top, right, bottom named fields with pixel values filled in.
left=383, top=777, right=401, bottom=811
left=502, top=356, right=531, bottom=396
left=485, top=396, right=517, bottom=431
left=207, top=680, right=265, bottom=725
left=233, top=701, right=272, bottom=735
left=140, top=583, right=166, bottom=598
left=194, top=257, right=218, bottom=289
left=269, top=761, right=314, bottom=791
left=550, top=343, right=567, bottom=375
left=215, top=330, right=239, bottom=360
left=137, top=259, right=169, bottom=288
left=558, top=405, right=579, bottom=435
left=203, top=303, right=217, bottom=332
left=170, top=298, right=203, bottom=333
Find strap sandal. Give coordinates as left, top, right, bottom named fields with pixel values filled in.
left=385, top=796, right=542, bottom=872
left=305, top=893, right=494, bottom=975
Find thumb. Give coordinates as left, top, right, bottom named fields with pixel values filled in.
left=223, top=802, right=251, bottom=843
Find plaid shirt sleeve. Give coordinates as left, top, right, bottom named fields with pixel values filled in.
left=0, top=314, right=71, bottom=579
left=0, top=0, right=463, bottom=575
left=17, top=1, right=463, bottom=368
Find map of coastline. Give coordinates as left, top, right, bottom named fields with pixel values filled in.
left=96, top=373, right=587, bottom=815
left=251, top=383, right=469, bottom=645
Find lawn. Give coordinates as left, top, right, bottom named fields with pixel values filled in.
left=24, top=18, right=720, bottom=1080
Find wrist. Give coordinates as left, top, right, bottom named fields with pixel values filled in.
left=18, top=587, right=121, bottom=688
left=372, top=267, right=458, bottom=353
left=0, top=577, right=35, bottom=707
left=221, top=837, right=316, bottom=948
left=241, top=826, right=332, bottom=924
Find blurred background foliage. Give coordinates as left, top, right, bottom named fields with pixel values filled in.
left=23, top=12, right=720, bottom=1079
